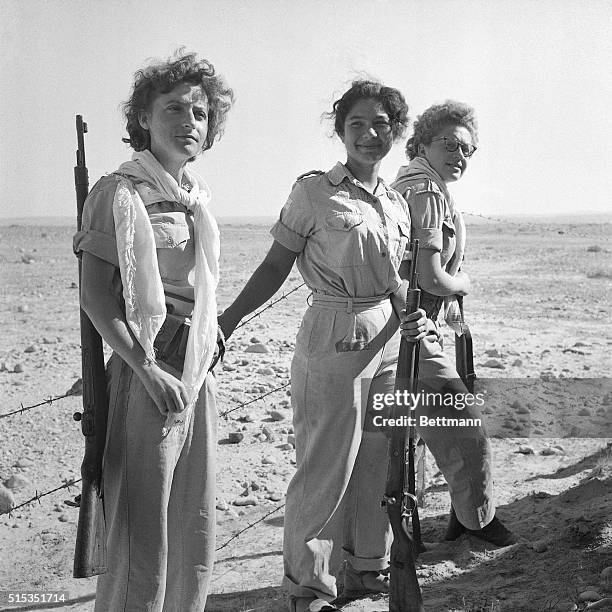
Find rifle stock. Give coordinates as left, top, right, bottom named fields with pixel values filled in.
left=73, top=115, right=108, bottom=578
left=384, top=240, right=424, bottom=612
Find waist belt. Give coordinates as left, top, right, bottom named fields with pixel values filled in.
left=310, top=293, right=389, bottom=313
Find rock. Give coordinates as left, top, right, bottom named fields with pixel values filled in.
left=261, top=426, right=275, bottom=442
left=228, top=432, right=244, bottom=444
left=262, top=456, right=277, bottom=465
left=249, top=336, right=262, bottom=343
left=216, top=499, right=229, bottom=511
left=485, top=348, right=502, bottom=357
left=239, top=413, right=257, bottom=423
left=3, top=474, right=31, bottom=491
left=67, top=378, right=83, bottom=396
left=578, top=407, right=591, bottom=416
left=257, top=367, right=275, bottom=376
left=483, top=359, right=505, bottom=369
left=222, top=363, right=236, bottom=372
left=269, top=410, right=286, bottom=422
left=24, top=345, right=36, bottom=353
left=266, top=492, right=283, bottom=502
left=21, top=254, right=35, bottom=263
left=13, top=458, right=33, bottom=469
left=531, top=539, right=548, bottom=552
left=58, top=514, right=70, bottom=522
left=601, top=566, right=612, bottom=586
left=245, top=343, right=269, bottom=354
left=42, top=337, right=56, bottom=344
left=555, top=603, right=578, bottom=612
left=587, top=245, right=602, bottom=252
left=286, top=434, right=296, bottom=448
left=17, top=304, right=30, bottom=313
left=279, top=443, right=294, bottom=451
left=517, top=446, right=534, bottom=455
left=512, top=358, right=523, bottom=367
left=585, top=599, right=612, bottom=610
left=579, top=591, right=603, bottom=602
left=540, top=447, right=558, bottom=456
left=13, top=363, right=24, bottom=373
left=0, top=485, right=15, bottom=514
left=233, top=495, right=258, bottom=507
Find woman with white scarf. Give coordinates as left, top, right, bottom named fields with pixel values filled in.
left=391, top=101, right=516, bottom=547
left=73, top=51, right=233, bottom=611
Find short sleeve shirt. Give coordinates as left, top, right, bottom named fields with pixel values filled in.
left=396, top=178, right=456, bottom=269
left=270, top=162, right=411, bottom=298
left=73, top=174, right=197, bottom=295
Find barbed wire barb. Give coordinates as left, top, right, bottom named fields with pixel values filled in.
left=219, top=382, right=291, bottom=418
left=0, top=478, right=82, bottom=517
left=0, top=391, right=76, bottom=420
left=216, top=503, right=285, bottom=552
left=235, top=283, right=306, bottom=330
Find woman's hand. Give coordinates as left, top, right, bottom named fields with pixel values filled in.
left=137, top=359, right=189, bottom=416
left=454, top=270, right=471, bottom=296
left=400, top=308, right=428, bottom=342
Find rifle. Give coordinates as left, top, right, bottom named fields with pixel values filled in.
left=73, top=115, right=108, bottom=578
left=454, top=296, right=476, bottom=393
left=383, top=240, right=425, bottom=612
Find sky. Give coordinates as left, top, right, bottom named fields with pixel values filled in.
left=1, top=0, right=611, bottom=221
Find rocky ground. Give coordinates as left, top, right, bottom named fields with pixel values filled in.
left=0, top=219, right=611, bottom=611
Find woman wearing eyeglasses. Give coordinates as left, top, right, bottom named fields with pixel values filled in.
left=392, top=100, right=517, bottom=547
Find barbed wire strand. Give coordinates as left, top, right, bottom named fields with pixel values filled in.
left=215, top=503, right=285, bottom=552
left=219, top=382, right=291, bottom=418
left=0, top=392, right=76, bottom=420
left=234, top=283, right=306, bottom=331
left=1, top=478, right=81, bottom=517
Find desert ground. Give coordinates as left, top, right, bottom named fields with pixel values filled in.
left=0, top=217, right=611, bottom=612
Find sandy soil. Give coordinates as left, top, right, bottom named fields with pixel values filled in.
left=0, top=219, right=611, bottom=612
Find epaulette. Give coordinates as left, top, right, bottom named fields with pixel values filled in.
left=296, top=170, right=325, bottom=181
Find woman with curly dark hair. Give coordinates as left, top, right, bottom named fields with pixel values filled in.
left=73, top=50, right=233, bottom=611
left=392, top=101, right=516, bottom=548
left=218, top=80, right=427, bottom=612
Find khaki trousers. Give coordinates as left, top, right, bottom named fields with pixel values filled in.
left=95, top=354, right=217, bottom=612
left=283, top=299, right=494, bottom=601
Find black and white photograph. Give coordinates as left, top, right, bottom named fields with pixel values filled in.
left=1, top=1, right=611, bottom=611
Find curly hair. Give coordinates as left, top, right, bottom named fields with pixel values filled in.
left=406, top=100, right=478, bottom=160
left=122, top=50, right=234, bottom=153
left=325, top=79, right=409, bottom=141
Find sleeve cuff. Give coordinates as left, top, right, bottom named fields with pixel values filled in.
left=270, top=219, right=306, bottom=253
left=73, top=229, right=119, bottom=267
left=413, top=227, right=442, bottom=252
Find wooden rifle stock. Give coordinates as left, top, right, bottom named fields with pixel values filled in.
left=454, top=296, right=476, bottom=393
left=73, top=115, right=108, bottom=578
left=383, top=240, right=424, bottom=612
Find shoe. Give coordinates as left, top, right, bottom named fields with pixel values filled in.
left=343, top=562, right=389, bottom=597
left=445, top=506, right=517, bottom=547
left=288, top=596, right=340, bottom=612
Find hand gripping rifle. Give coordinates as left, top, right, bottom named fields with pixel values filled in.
left=382, top=240, right=425, bottom=612
left=73, top=115, right=108, bottom=578
left=454, top=296, right=476, bottom=393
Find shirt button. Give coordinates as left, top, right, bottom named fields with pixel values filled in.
left=381, top=252, right=387, bottom=257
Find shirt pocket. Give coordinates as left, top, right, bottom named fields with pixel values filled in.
left=395, top=220, right=411, bottom=266
left=324, top=209, right=368, bottom=268
left=150, top=217, right=191, bottom=250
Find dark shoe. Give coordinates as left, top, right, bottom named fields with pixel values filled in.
left=445, top=506, right=517, bottom=547
left=288, top=596, right=340, bottom=612
left=343, top=562, right=389, bottom=597
left=467, top=516, right=517, bottom=547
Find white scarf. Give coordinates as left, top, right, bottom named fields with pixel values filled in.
left=393, top=157, right=467, bottom=335
left=112, top=150, right=220, bottom=433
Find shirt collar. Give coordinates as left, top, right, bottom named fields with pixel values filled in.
left=327, top=161, right=398, bottom=200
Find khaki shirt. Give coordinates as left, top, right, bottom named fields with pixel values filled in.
left=270, top=162, right=411, bottom=298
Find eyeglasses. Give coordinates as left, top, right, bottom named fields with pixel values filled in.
left=431, top=136, right=477, bottom=158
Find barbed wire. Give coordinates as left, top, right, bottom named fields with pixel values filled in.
left=0, top=391, right=76, bottom=420
left=215, top=503, right=285, bottom=552
left=219, top=382, right=291, bottom=418
left=0, top=478, right=80, bottom=517
left=234, top=283, right=306, bottom=331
